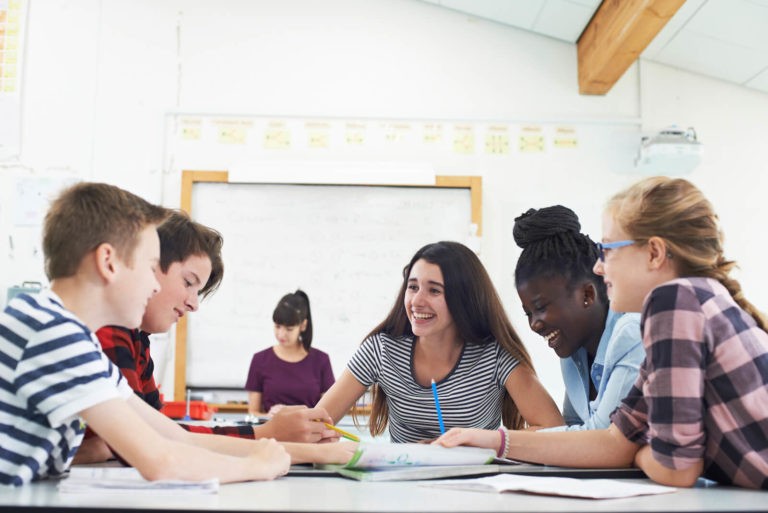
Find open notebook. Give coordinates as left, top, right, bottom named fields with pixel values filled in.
left=318, top=442, right=499, bottom=481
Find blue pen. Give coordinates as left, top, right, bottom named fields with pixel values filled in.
left=431, top=378, right=446, bottom=434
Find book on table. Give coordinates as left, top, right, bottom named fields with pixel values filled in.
left=318, top=442, right=500, bottom=482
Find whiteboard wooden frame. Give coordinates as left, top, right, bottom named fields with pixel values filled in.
left=174, top=169, right=482, bottom=401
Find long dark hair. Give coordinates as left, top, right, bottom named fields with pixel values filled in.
left=361, top=241, right=534, bottom=435
left=513, top=205, right=606, bottom=304
left=272, top=289, right=313, bottom=351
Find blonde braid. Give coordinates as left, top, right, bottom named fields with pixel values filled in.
left=611, top=176, right=767, bottom=333
left=703, top=258, right=768, bottom=332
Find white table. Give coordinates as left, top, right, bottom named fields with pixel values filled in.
left=0, top=474, right=765, bottom=513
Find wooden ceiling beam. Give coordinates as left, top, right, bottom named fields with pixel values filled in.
left=577, top=0, right=686, bottom=95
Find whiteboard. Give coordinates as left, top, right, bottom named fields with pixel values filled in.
left=184, top=178, right=476, bottom=390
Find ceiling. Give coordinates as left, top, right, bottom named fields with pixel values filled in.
left=420, top=0, right=768, bottom=95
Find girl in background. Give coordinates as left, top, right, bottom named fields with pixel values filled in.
left=246, top=290, right=335, bottom=416
left=435, top=177, right=768, bottom=489
left=513, top=205, right=643, bottom=430
left=317, top=241, right=563, bottom=443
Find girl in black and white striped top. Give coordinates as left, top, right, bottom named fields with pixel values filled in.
left=317, top=241, right=563, bottom=442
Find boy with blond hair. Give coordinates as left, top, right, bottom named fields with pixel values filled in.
left=0, top=183, right=289, bottom=486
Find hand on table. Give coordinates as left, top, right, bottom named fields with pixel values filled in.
left=432, top=427, right=501, bottom=452
left=247, top=438, right=291, bottom=480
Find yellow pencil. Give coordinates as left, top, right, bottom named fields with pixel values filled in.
left=324, top=423, right=360, bottom=442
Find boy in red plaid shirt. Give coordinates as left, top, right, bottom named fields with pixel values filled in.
left=75, top=211, right=342, bottom=465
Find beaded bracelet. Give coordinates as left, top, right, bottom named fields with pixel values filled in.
left=497, top=427, right=509, bottom=458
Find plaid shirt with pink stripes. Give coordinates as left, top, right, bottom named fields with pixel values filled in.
left=611, top=277, right=768, bottom=489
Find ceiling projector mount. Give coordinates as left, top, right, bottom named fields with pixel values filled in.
left=635, top=126, right=702, bottom=175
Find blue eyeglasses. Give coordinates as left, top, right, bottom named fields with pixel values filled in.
left=596, top=240, right=635, bottom=262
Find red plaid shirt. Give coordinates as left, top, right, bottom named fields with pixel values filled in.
left=95, top=326, right=254, bottom=439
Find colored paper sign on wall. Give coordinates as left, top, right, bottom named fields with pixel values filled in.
left=306, top=122, right=331, bottom=149
left=214, top=118, right=252, bottom=145
left=519, top=126, right=544, bottom=153
left=484, top=125, right=510, bottom=155
left=345, top=122, right=366, bottom=146
left=178, top=118, right=202, bottom=141
left=263, top=121, right=290, bottom=149
left=423, top=123, right=443, bottom=144
left=553, top=127, right=578, bottom=148
left=383, top=122, right=412, bottom=144
left=0, top=0, right=26, bottom=150
left=453, top=124, right=475, bottom=154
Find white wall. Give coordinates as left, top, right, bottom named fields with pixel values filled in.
left=3, top=0, right=767, bottom=405
left=639, top=60, right=768, bottom=312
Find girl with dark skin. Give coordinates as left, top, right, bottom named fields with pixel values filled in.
left=513, top=205, right=643, bottom=431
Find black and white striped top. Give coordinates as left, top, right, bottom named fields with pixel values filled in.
left=348, top=333, right=519, bottom=443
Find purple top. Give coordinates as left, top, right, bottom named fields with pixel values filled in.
left=244, top=347, right=335, bottom=411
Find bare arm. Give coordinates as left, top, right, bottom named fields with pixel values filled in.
left=281, top=441, right=358, bottom=465
left=248, top=391, right=265, bottom=416
left=435, top=423, right=639, bottom=469
left=71, top=435, right=114, bottom=464
left=634, top=445, right=703, bottom=487
left=505, top=364, right=564, bottom=429
left=126, top=396, right=294, bottom=456
left=82, top=397, right=290, bottom=483
left=315, top=369, right=367, bottom=424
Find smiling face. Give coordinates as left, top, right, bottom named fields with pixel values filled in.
left=108, top=225, right=162, bottom=329
left=140, top=253, right=213, bottom=334
left=517, top=274, right=597, bottom=358
left=593, top=213, right=654, bottom=313
left=404, top=259, right=457, bottom=343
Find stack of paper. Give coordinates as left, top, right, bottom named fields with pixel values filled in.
left=58, top=467, right=219, bottom=495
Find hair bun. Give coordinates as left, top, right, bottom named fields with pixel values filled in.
left=513, top=205, right=581, bottom=249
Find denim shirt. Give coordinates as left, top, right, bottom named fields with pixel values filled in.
left=543, top=310, right=643, bottom=431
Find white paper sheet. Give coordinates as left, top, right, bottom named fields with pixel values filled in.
left=58, top=467, right=219, bottom=495
left=422, top=473, right=677, bottom=499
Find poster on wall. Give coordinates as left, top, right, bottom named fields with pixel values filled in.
left=0, top=0, right=27, bottom=160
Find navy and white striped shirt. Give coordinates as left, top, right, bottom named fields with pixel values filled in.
left=0, top=291, right=132, bottom=486
left=348, top=333, right=519, bottom=443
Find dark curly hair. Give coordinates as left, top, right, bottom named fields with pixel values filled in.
left=513, top=205, right=606, bottom=304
